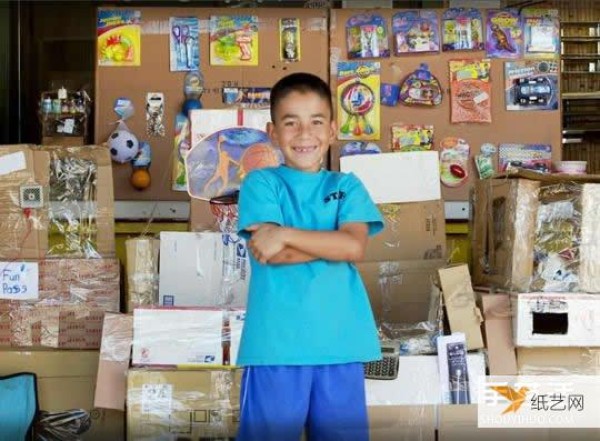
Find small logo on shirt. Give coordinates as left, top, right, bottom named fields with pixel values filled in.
left=324, top=191, right=346, bottom=203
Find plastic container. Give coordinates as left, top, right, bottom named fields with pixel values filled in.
left=554, top=161, right=587, bottom=174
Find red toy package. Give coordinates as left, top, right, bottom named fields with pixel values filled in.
left=449, top=59, right=492, bottom=123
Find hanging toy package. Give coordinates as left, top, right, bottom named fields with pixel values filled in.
left=439, top=137, right=470, bottom=187
left=391, top=124, right=434, bottom=152
left=441, top=8, right=484, bottom=52
left=392, top=10, right=440, bottom=55
left=474, top=142, right=496, bottom=179
left=346, top=14, right=390, bottom=59
left=398, top=63, right=442, bottom=107
left=523, top=8, right=560, bottom=59
left=280, top=18, right=301, bottom=62
left=337, top=61, right=380, bottom=141
left=485, top=9, right=523, bottom=59
left=107, top=98, right=140, bottom=164
left=146, top=92, right=165, bottom=137
left=449, top=59, right=492, bottom=123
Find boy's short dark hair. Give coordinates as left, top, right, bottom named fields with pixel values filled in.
left=270, top=72, right=333, bottom=122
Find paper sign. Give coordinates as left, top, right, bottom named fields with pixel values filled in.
left=0, top=151, right=27, bottom=176
left=0, top=262, right=39, bottom=300
left=340, top=151, right=441, bottom=204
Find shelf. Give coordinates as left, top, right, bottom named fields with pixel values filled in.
left=563, top=92, right=600, bottom=99
left=563, top=128, right=600, bottom=134
left=562, top=21, right=600, bottom=25
left=561, top=37, right=600, bottom=42
left=561, top=55, right=600, bottom=59
left=562, top=70, right=600, bottom=74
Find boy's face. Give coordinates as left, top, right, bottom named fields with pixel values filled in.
left=267, top=90, right=335, bottom=173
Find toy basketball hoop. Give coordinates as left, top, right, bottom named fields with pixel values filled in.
left=209, top=191, right=239, bottom=234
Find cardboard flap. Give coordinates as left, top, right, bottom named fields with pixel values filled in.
left=438, top=265, right=484, bottom=350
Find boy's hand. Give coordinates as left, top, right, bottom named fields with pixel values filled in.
left=246, top=224, right=288, bottom=264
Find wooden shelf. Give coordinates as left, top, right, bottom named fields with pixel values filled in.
left=561, top=37, right=600, bottom=42
left=562, top=55, right=600, bottom=59
left=562, top=21, right=600, bottom=25
left=562, top=92, right=600, bottom=100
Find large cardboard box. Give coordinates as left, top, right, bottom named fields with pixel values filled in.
left=473, top=171, right=600, bottom=293
left=127, top=369, right=242, bottom=441
left=132, top=308, right=244, bottom=367
left=516, top=347, right=600, bottom=375
left=357, top=260, right=445, bottom=325
left=472, top=177, right=539, bottom=292
left=512, top=293, right=600, bottom=347
left=368, top=405, right=436, bottom=441
left=0, top=350, right=125, bottom=440
left=0, top=145, right=115, bottom=259
left=365, top=200, right=446, bottom=262
left=366, top=353, right=485, bottom=406
left=159, top=232, right=249, bottom=307
left=125, top=237, right=160, bottom=312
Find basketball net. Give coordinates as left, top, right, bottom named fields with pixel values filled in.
left=209, top=193, right=239, bottom=234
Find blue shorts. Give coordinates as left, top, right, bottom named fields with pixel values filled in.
left=236, top=363, right=368, bottom=441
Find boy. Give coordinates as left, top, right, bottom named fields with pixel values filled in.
left=236, top=72, right=383, bottom=441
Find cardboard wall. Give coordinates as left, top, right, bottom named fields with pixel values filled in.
left=94, top=7, right=329, bottom=201
left=329, top=9, right=562, bottom=201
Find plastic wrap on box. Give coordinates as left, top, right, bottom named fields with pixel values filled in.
left=530, top=182, right=581, bottom=292
left=37, top=258, right=120, bottom=311
left=132, top=308, right=244, bottom=367
left=125, top=237, right=159, bottom=312
left=0, top=145, right=115, bottom=260
left=127, top=369, right=242, bottom=441
left=580, top=184, right=600, bottom=292
left=0, top=145, right=49, bottom=260
left=9, top=303, right=104, bottom=348
left=517, top=347, right=600, bottom=375
left=472, top=177, right=540, bottom=292
left=44, top=146, right=115, bottom=258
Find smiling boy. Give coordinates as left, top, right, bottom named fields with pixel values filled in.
left=236, top=72, right=383, bottom=441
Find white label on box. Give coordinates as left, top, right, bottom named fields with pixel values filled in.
left=0, top=151, right=27, bottom=176
left=141, top=383, right=172, bottom=413
left=0, top=262, right=39, bottom=300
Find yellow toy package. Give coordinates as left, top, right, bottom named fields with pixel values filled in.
left=97, top=10, right=141, bottom=67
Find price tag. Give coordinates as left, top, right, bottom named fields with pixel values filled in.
left=0, top=262, right=39, bottom=300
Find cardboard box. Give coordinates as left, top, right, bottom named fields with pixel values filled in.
left=357, top=260, right=445, bottom=325
left=340, top=151, right=441, bottom=204
left=159, top=232, right=249, bottom=307
left=127, top=369, right=242, bottom=441
left=0, top=350, right=125, bottom=440
left=480, top=293, right=517, bottom=375
left=8, top=303, right=105, bottom=349
left=437, top=404, right=551, bottom=441
left=365, top=200, right=446, bottom=262
left=512, top=293, right=600, bottom=347
left=473, top=171, right=600, bottom=293
left=368, top=405, right=436, bottom=441
left=132, top=308, right=244, bottom=368
left=472, top=177, right=539, bottom=292
left=125, top=237, right=159, bottom=312
left=94, top=313, right=133, bottom=411
left=438, top=265, right=484, bottom=350
left=516, top=347, right=600, bottom=375
left=0, top=145, right=115, bottom=260
left=365, top=353, right=485, bottom=406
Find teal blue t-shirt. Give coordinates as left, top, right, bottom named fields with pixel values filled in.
left=237, top=165, right=384, bottom=366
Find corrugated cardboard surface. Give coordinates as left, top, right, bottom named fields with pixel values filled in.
left=580, top=184, right=600, bottom=292
left=517, top=347, right=600, bottom=375
left=0, top=145, right=115, bottom=259
left=0, top=350, right=124, bottom=440
left=0, top=145, right=50, bottom=260
left=357, top=260, right=445, bottom=325
left=127, top=369, right=242, bottom=441
left=368, top=405, right=436, bottom=441
left=472, top=177, right=539, bottom=292
left=438, top=265, right=484, bottom=350
left=365, top=200, right=446, bottom=262
left=480, top=293, right=517, bottom=375
left=125, top=237, right=159, bottom=312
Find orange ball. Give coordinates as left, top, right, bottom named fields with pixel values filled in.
left=130, top=168, right=151, bottom=190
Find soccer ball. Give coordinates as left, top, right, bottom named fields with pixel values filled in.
left=108, top=129, right=140, bottom=163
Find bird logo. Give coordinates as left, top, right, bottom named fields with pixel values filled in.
left=490, top=386, right=530, bottom=414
